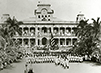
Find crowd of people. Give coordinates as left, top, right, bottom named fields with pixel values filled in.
left=24, top=52, right=84, bottom=71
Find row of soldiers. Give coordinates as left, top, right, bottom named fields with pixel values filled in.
left=67, top=55, right=83, bottom=62
left=25, top=53, right=84, bottom=64
left=26, top=55, right=55, bottom=63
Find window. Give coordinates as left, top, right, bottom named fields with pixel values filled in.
left=48, top=15, right=50, bottom=17
left=38, top=27, right=40, bottom=30
left=45, top=15, right=47, bottom=17
left=42, top=18, right=47, bottom=21
left=42, top=15, right=44, bottom=18
left=38, top=15, right=40, bottom=18
left=60, top=40, right=62, bottom=45
left=48, top=19, right=50, bottom=21
left=38, top=39, right=40, bottom=45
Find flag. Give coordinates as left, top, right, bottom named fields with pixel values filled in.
left=50, top=32, right=56, bottom=50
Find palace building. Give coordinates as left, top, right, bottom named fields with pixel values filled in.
left=0, top=3, right=85, bottom=50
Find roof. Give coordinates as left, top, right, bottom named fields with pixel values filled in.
left=22, top=17, right=77, bottom=24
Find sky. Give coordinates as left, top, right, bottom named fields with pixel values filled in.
left=0, top=0, right=101, bottom=22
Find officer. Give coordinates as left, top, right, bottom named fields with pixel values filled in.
left=65, top=58, right=69, bottom=68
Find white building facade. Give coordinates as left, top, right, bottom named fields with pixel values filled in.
left=0, top=3, right=85, bottom=50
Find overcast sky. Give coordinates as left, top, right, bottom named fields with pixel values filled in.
left=0, top=0, right=101, bottom=22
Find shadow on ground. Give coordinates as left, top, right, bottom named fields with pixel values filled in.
left=84, top=61, right=101, bottom=66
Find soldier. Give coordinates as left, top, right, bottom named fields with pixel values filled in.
left=80, top=56, right=83, bottom=63
left=24, top=64, right=28, bottom=73
left=55, top=56, right=59, bottom=65
left=65, top=58, right=69, bottom=68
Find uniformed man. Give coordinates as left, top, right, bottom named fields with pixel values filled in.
left=65, top=58, right=69, bottom=68
left=24, top=64, right=28, bottom=73
left=55, top=57, right=59, bottom=65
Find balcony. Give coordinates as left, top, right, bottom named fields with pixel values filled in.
left=37, top=32, right=51, bottom=37
left=53, top=32, right=76, bottom=37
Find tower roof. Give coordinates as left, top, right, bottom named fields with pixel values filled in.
left=37, top=4, right=51, bottom=7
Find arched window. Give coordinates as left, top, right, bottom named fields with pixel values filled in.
left=38, top=15, right=40, bottom=18
left=42, top=37, right=47, bottom=45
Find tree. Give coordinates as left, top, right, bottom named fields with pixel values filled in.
left=0, top=16, right=23, bottom=66
left=1, top=16, right=23, bottom=46
left=5, top=16, right=22, bottom=37
left=92, top=18, right=100, bottom=38
left=73, top=18, right=101, bottom=57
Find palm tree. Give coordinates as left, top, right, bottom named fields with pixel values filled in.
left=1, top=16, right=23, bottom=46
left=91, top=18, right=101, bottom=63
left=74, top=19, right=91, bottom=55
left=92, top=17, right=100, bottom=38
left=5, top=16, right=22, bottom=37
left=4, top=16, right=23, bottom=60
left=73, top=18, right=101, bottom=57
left=0, top=16, right=23, bottom=65
left=0, top=36, right=6, bottom=49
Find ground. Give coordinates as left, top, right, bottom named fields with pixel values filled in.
left=0, top=58, right=101, bottom=73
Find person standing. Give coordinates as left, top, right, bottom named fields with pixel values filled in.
left=28, top=60, right=34, bottom=73
left=65, top=58, right=69, bottom=69
left=24, top=64, right=28, bottom=73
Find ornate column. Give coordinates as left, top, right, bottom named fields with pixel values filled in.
left=28, top=27, right=30, bottom=36
left=59, top=38, right=60, bottom=46
left=51, top=25, right=53, bottom=33
left=40, top=38, right=42, bottom=45
left=71, top=27, right=72, bottom=34
left=29, top=39, right=30, bottom=48
left=65, top=27, right=66, bottom=36
left=71, top=38, right=73, bottom=45
left=35, top=25, right=38, bottom=46
left=36, top=38, right=38, bottom=46
left=58, top=27, right=60, bottom=36
left=22, top=27, right=24, bottom=36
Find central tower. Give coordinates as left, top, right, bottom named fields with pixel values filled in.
left=34, top=3, right=54, bottom=21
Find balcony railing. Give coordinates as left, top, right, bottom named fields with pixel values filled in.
left=38, top=33, right=51, bottom=37
left=13, top=32, right=76, bottom=37
left=53, top=33, right=76, bottom=37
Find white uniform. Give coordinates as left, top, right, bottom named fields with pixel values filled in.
left=80, top=57, right=83, bottom=62
left=65, top=59, right=69, bottom=68
left=55, top=57, right=59, bottom=65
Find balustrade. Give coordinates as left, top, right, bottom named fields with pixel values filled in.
left=14, top=26, right=77, bottom=48
left=38, top=32, right=51, bottom=37
left=14, top=27, right=77, bottom=38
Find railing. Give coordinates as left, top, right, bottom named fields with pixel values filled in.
left=53, top=33, right=76, bottom=37
left=38, top=33, right=51, bottom=37
left=13, top=32, right=76, bottom=37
